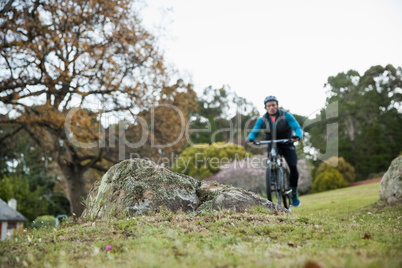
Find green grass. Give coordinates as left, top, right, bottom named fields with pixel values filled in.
left=1, top=182, right=401, bottom=268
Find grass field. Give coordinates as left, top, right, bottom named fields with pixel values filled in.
left=1, top=182, right=401, bottom=268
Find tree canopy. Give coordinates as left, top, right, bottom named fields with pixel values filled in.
left=306, top=65, right=402, bottom=179
left=189, top=86, right=259, bottom=145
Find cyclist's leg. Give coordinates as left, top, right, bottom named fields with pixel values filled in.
left=280, top=145, right=300, bottom=206
left=279, top=145, right=298, bottom=187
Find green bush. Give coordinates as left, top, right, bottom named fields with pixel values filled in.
left=0, top=176, right=49, bottom=222
left=171, top=142, right=251, bottom=179
left=31, top=215, right=56, bottom=229
left=316, top=156, right=356, bottom=183
left=312, top=167, right=349, bottom=193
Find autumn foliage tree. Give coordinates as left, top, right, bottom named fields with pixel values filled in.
left=0, top=0, right=192, bottom=215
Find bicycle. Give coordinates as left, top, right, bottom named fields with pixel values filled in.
left=253, top=139, right=293, bottom=210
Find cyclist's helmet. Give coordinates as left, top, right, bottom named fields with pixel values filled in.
left=264, top=95, right=278, bottom=105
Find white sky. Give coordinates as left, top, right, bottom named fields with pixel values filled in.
left=142, top=0, right=402, bottom=118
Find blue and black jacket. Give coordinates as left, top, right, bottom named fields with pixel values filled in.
left=247, top=109, right=303, bottom=142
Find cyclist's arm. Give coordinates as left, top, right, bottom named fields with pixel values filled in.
left=286, top=113, right=303, bottom=140
left=247, top=117, right=264, bottom=141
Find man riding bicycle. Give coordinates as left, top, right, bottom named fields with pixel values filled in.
left=247, top=95, right=303, bottom=207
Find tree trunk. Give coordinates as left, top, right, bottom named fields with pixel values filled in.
left=58, top=162, right=87, bottom=216
left=67, top=172, right=87, bottom=217
left=345, top=116, right=356, bottom=141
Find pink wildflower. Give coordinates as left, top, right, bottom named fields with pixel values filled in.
left=105, top=245, right=112, bottom=252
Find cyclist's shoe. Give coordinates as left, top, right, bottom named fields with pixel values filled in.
left=291, top=187, right=301, bottom=207
left=291, top=193, right=301, bottom=207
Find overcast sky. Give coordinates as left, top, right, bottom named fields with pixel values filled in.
left=142, top=0, right=402, bottom=118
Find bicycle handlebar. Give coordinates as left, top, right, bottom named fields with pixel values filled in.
left=253, top=139, right=292, bottom=145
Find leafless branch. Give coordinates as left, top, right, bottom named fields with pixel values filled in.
left=0, top=0, right=15, bottom=15
left=0, top=125, right=24, bottom=144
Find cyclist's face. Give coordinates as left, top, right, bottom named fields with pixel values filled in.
left=265, top=101, right=278, bottom=115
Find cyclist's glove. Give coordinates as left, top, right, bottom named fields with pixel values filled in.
left=291, top=136, right=300, bottom=141
left=246, top=139, right=254, bottom=143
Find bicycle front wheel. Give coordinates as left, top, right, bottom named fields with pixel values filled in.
left=278, top=167, right=291, bottom=209
left=266, top=167, right=282, bottom=205
left=265, top=167, right=273, bottom=202
left=282, top=190, right=291, bottom=209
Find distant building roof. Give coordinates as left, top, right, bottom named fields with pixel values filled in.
left=0, top=198, right=27, bottom=222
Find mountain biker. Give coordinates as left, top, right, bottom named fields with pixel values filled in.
left=246, top=95, right=303, bottom=207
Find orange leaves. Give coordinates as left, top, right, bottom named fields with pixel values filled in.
left=65, top=107, right=100, bottom=144
left=17, top=104, right=63, bottom=129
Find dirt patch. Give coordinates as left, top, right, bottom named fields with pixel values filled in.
left=350, top=177, right=381, bottom=187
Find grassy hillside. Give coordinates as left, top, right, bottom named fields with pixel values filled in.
left=1, top=182, right=401, bottom=268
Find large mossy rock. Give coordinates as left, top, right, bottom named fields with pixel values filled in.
left=82, top=159, right=200, bottom=219
left=379, top=156, right=402, bottom=205
left=297, top=159, right=313, bottom=195
left=82, top=159, right=288, bottom=219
